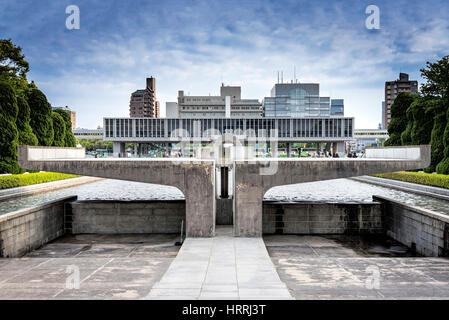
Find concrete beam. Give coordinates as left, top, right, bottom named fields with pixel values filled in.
left=233, top=145, right=431, bottom=237
left=18, top=146, right=215, bottom=237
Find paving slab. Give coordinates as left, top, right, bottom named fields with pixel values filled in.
left=145, top=227, right=293, bottom=300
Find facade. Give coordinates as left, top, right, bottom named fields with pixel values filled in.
left=177, top=84, right=262, bottom=118
left=263, top=83, right=342, bottom=118
left=384, top=73, right=418, bottom=127
left=348, top=129, right=389, bottom=152
left=53, top=106, right=76, bottom=129
left=165, top=102, right=179, bottom=118
left=330, top=99, right=344, bottom=116
left=104, top=117, right=354, bottom=142
left=73, top=128, right=103, bottom=140
left=381, top=101, right=386, bottom=129
left=129, top=77, right=160, bottom=118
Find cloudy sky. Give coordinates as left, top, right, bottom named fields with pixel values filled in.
left=1, top=0, right=448, bottom=129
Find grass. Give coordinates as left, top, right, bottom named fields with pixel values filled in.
left=373, top=171, right=449, bottom=190
left=0, top=172, right=80, bottom=190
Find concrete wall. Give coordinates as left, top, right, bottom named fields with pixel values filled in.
left=374, top=196, right=449, bottom=257
left=216, top=198, right=233, bottom=225
left=263, top=202, right=383, bottom=234
left=0, top=196, right=77, bottom=258
left=68, top=200, right=185, bottom=234
left=234, top=145, right=431, bottom=237
left=18, top=146, right=216, bottom=238
left=366, top=145, right=422, bottom=160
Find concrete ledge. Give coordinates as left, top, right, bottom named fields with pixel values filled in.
left=69, top=200, right=186, bottom=234
left=373, top=195, right=449, bottom=257
left=263, top=201, right=383, bottom=235
left=0, top=196, right=77, bottom=257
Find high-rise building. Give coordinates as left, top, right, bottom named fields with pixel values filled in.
left=129, top=77, right=160, bottom=118
left=263, top=82, right=343, bottom=118
left=384, top=73, right=418, bottom=127
left=330, top=99, right=344, bottom=116
left=177, top=84, right=262, bottom=118
left=52, top=106, right=76, bottom=129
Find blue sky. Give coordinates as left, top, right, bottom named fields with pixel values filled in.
left=1, top=0, right=448, bottom=129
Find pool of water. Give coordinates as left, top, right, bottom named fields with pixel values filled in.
left=1, top=178, right=449, bottom=216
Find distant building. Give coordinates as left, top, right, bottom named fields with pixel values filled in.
left=52, top=106, right=76, bottom=129
left=165, top=102, right=179, bottom=118
left=177, top=84, right=262, bottom=118
left=384, top=73, right=418, bottom=127
left=263, top=82, right=343, bottom=118
left=330, top=99, right=344, bottom=116
left=129, top=77, right=160, bottom=118
left=381, top=101, right=386, bottom=129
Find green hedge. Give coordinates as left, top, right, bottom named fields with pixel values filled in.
left=373, top=171, right=449, bottom=189
left=0, top=172, right=79, bottom=189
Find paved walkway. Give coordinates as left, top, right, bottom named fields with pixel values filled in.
left=145, top=227, right=293, bottom=300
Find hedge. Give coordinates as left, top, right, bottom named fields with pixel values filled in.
left=0, top=172, right=80, bottom=189
left=373, top=171, right=449, bottom=189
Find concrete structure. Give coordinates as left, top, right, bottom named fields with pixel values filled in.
left=18, top=145, right=431, bottom=239
left=73, top=128, right=103, bottom=140
left=263, top=82, right=344, bottom=118
left=177, top=84, right=262, bottom=118
left=374, top=196, right=449, bottom=257
left=385, top=73, right=418, bottom=127
left=145, top=227, right=292, bottom=300
left=69, top=200, right=185, bottom=234
left=233, top=145, right=430, bottom=236
left=165, top=102, right=179, bottom=118
left=18, top=146, right=215, bottom=238
left=263, top=202, right=382, bottom=234
left=53, top=106, right=76, bottom=129
left=130, top=77, right=160, bottom=118
left=0, top=196, right=77, bottom=257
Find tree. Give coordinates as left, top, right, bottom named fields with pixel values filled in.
left=0, top=39, right=29, bottom=79
left=16, top=95, right=38, bottom=146
left=410, top=98, right=436, bottom=145
left=385, top=92, right=416, bottom=146
left=28, top=87, right=54, bottom=146
left=425, top=100, right=447, bottom=173
left=436, top=105, right=449, bottom=174
left=420, top=55, right=449, bottom=99
left=400, top=101, right=414, bottom=145
left=51, top=112, right=66, bottom=147
left=54, top=109, right=76, bottom=147
left=0, top=81, right=19, bottom=173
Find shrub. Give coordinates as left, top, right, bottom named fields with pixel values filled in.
left=0, top=172, right=79, bottom=189
left=54, top=108, right=76, bottom=147
left=28, top=87, right=53, bottom=146
left=51, top=111, right=66, bottom=147
left=385, top=92, right=416, bottom=146
left=16, top=94, right=38, bottom=146
left=373, top=171, right=449, bottom=189
left=0, top=81, right=19, bottom=173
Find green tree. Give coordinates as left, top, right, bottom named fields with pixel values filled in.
left=425, top=100, right=447, bottom=173
left=436, top=105, right=449, bottom=174
left=0, top=39, right=29, bottom=79
left=0, top=81, right=19, bottom=173
left=385, top=92, right=417, bottom=146
left=28, top=88, right=54, bottom=146
left=54, top=109, right=76, bottom=147
left=51, top=111, right=66, bottom=147
left=16, top=95, right=38, bottom=146
left=400, top=101, right=414, bottom=145
left=410, top=98, right=436, bottom=145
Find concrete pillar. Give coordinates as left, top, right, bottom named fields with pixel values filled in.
left=287, top=143, right=292, bottom=157
left=133, top=143, right=137, bottom=157
left=335, top=142, right=345, bottom=156
left=113, top=142, right=125, bottom=158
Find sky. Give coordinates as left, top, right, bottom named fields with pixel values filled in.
left=1, top=0, right=448, bottom=129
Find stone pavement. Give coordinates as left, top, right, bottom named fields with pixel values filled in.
left=0, top=234, right=179, bottom=299
left=265, top=235, right=449, bottom=299
left=145, top=226, right=293, bottom=300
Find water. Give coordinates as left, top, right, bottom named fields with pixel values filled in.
left=1, top=178, right=449, bottom=216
